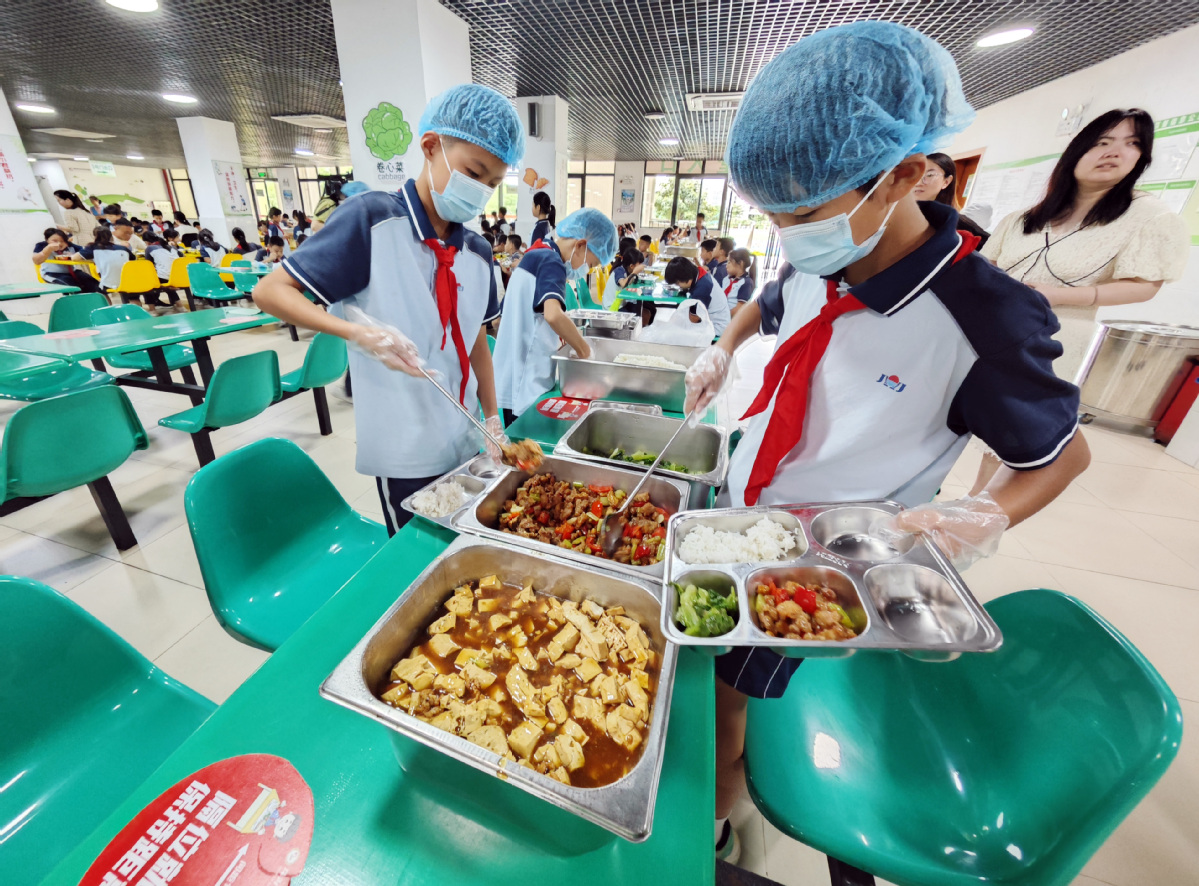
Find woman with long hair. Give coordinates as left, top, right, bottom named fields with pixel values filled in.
left=912, top=152, right=990, bottom=245
left=53, top=189, right=97, bottom=244
left=530, top=191, right=556, bottom=244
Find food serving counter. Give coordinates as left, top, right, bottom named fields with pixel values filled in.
left=42, top=521, right=716, bottom=886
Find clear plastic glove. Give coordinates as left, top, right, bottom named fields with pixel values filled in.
left=684, top=345, right=732, bottom=426
left=484, top=414, right=509, bottom=468
left=875, top=493, right=1011, bottom=572
left=344, top=305, right=424, bottom=376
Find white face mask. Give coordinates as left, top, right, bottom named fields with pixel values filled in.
left=427, top=141, right=495, bottom=224
left=777, top=166, right=899, bottom=277
left=567, top=242, right=589, bottom=280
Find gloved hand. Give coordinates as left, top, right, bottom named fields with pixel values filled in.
left=484, top=414, right=509, bottom=468
left=875, top=493, right=1010, bottom=572
left=684, top=345, right=732, bottom=426
left=344, top=305, right=424, bottom=376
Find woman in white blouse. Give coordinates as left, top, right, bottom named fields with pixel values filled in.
left=982, top=108, right=1189, bottom=381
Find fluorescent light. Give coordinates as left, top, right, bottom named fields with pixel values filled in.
left=127, top=153, right=144, bottom=160
left=295, top=149, right=315, bottom=156
left=162, top=93, right=198, bottom=104
left=27, top=157, right=36, bottom=163
left=314, top=128, right=332, bottom=133
left=73, top=156, right=89, bottom=161
left=977, top=27, right=1035, bottom=47
left=644, top=110, right=666, bottom=120
left=659, top=137, right=680, bottom=146
left=15, top=103, right=55, bottom=114
left=106, top=0, right=159, bottom=10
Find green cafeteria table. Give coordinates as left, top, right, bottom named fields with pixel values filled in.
left=614, top=283, right=686, bottom=306
left=0, top=307, right=280, bottom=404
left=42, top=520, right=716, bottom=886
left=0, top=348, right=68, bottom=382
left=0, top=282, right=80, bottom=300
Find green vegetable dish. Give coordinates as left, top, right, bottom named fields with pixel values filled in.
left=588, top=447, right=696, bottom=475
left=673, top=582, right=738, bottom=637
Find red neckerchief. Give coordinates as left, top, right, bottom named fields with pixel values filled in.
left=740, top=232, right=980, bottom=506
left=526, top=239, right=551, bottom=251
left=421, top=238, right=470, bottom=404
left=724, top=275, right=736, bottom=296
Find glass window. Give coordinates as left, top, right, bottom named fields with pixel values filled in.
left=300, top=180, right=321, bottom=215
left=696, top=177, right=725, bottom=229
left=673, top=178, right=701, bottom=226
left=723, top=189, right=768, bottom=251
left=568, top=160, right=585, bottom=174
left=296, top=166, right=317, bottom=178
left=316, top=166, right=338, bottom=176
left=585, top=160, right=615, bottom=174
left=172, top=179, right=197, bottom=219
left=566, top=177, right=583, bottom=215
left=583, top=175, right=613, bottom=213
left=169, top=168, right=188, bottom=178
left=641, top=175, right=676, bottom=228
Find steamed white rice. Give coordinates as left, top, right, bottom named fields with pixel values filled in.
left=678, top=517, right=797, bottom=564
left=613, top=353, right=686, bottom=370
left=411, top=480, right=469, bottom=518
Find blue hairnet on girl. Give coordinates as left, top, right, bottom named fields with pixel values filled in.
left=556, top=208, right=618, bottom=265
left=726, top=21, right=975, bottom=211
left=419, top=84, right=526, bottom=167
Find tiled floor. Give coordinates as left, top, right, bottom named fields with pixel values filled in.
left=1, top=301, right=1195, bottom=886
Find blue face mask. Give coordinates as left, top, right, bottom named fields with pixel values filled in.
left=777, top=167, right=898, bottom=276
left=427, top=141, right=495, bottom=224
left=567, top=242, right=590, bottom=280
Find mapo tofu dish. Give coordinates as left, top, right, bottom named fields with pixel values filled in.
left=380, top=575, right=659, bottom=788
left=497, top=473, right=669, bottom=566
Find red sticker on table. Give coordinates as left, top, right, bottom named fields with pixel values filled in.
left=78, top=754, right=313, bottom=886
left=535, top=396, right=591, bottom=421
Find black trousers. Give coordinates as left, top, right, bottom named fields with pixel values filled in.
left=376, top=474, right=442, bottom=536
left=502, top=408, right=519, bottom=428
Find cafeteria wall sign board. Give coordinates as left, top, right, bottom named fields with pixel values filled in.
left=77, top=754, right=314, bottom=885
left=90, top=160, right=117, bottom=177
left=214, top=160, right=252, bottom=215
left=0, top=134, right=47, bottom=213
left=962, top=153, right=1059, bottom=229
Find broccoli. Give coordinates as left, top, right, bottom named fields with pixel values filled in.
left=673, top=582, right=738, bottom=637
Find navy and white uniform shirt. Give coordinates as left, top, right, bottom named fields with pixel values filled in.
left=713, top=259, right=729, bottom=286
left=724, top=274, right=756, bottom=305
left=530, top=218, right=553, bottom=245
left=283, top=179, right=499, bottom=479
left=493, top=240, right=568, bottom=415
left=725, top=202, right=1079, bottom=509
left=705, top=257, right=720, bottom=276
left=687, top=269, right=731, bottom=336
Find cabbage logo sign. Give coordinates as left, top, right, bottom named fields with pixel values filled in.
left=362, top=102, right=412, bottom=161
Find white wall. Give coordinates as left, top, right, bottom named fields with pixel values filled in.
left=947, top=23, right=1199, bottom=326
left=515, top=96, right=569, bottom=242
left=57, top=160, right=171, bottom=215
left=0, top=89, right=54, bottom=283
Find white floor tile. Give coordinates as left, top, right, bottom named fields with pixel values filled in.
left=121, top=523, right=204, bottom=589
left=1074, top=462, right=1199, bottom=522
left=728, top=795, right=767, bottom=877
left=1120, top=512, right=1199, bottom=573
left=65, top=563, right=214, bottom=660
left=761, top=816, right=833, bottom=886
left=0, top=531, right=117, bottom=590
left=957, top=553, right=1060, bottom=604
left=154, top=614, right=270, bottom=704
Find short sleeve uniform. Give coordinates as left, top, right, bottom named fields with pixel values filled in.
left=492, top=241, right=568, bottom=414
left=687, top=270, right=730, bottom=336
left=725, top=275, right=755, bottom=305
left=282, top=179, right=499, bottom=479
left=981, top=191, right=1190, bottom=379
left=530, top=218, right=552, bottom=245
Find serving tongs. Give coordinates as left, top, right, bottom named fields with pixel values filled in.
left=417, top=366, right=541, bottom=471
left=597, top=407, right=697, bottom=556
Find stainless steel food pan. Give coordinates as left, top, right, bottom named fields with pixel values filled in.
left=320, top=536, right=678, bottom=842
left=661, top=503, right=1002, bottom=661
left=451, top=455, right=690, bottom=581
left=568, top=309, right=642, bottom=340
left=399, top=456, right=496, bottom=530
left=554, top=409, right=729, bottom=509
left=552, top=337, right=707, bottom=413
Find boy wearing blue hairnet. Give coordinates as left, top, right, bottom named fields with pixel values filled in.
left=255, top=83, right=524, bottom=534
left=688, top=22, right=1091, bottom=862
left=493, top=207, right=617, bottom=424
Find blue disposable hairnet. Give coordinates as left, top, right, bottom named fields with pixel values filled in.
left=726, top=21, right=975, bottom=211
left=419, top=84, right=525, bottom=167
left=556, top=208, right=618, bottom=265
left=341, top=181, right=369, bottom=197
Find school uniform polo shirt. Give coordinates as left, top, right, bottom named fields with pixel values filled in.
left=685, top=269, right=731, bottom=335
left=282, top=179, right=499, bottom=479
left=727, top=202, right=1079, bottom=509
left=725, top=275, right=755, bottom=304
left=712, top=259, right=728, bottom=286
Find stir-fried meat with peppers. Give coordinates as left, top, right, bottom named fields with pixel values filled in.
left=498, top=473, right=669, bottom=566
left=753, top=578, right=859, bottom=641
left=501, top=438, right=543, bottom=471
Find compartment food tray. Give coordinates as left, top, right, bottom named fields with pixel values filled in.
left=661, top=502, right=1002, bottom=660
left=399, top=455, right=505, bottom=531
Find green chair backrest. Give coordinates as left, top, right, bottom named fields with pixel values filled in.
left=0, top=310, right=7, bottom=322
left=575, top=278, right=602, bottom=310
left=563, top=281, right=582, bottom=311
left=486, top=334, right=496, bottom=354
left=0, top=320, right=44, bottom=339
left=230, top=260, right=251, bottom=268
left=296, top=333, right=348, bottom=390
left=203, top=350, right=281, bottom=428
left=90, top=304, right=151, bottom=326
left=188, top=261, right=234, bottom=298
left=231, top=271, right=257, bottom=293
left=48, top=292, right=109, bottom=332
left=0, top=386, right=149, bottom=500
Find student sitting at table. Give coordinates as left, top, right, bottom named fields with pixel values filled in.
left=229, top=227, right=257, bottom=255
left=604, top=247, right=646, bottom=308
left=506, top=233, right=524, bottom=256
left=723, top=247, right=756, bottom=316
left=292, top=209, right=311, bottom=237
left=494, top=207, right=614, bottom=426
left=699, top=238, right=719, bottom=275
left=88, top=194, right=104, bottom=217
left=172, top=211, right=199, bottom=246
left=638, top=233, right=654, bottom=258
left=257, top=220, right=270, bottom=244
left=79, top=227, right=135, bottom=293
left=615, top=236, right=635, bottom=263
left=712, top=237, right=735, bottom=285
left=664, top=254, right=730, bottom=336
left=198, top=228, right=228, bottom=265
left=110, top=217, right=147, bottom=253
left=255, top=236, right=286, bottom=263
left=33, top=227, right=101, bottom=292
left=162, top=227, right=182, bottom=251
left=144, top=231, right=180, bottom=282
left=530, top=191, right=555, bottom=244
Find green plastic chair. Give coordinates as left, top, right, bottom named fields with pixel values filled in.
left=187, top=261, right=241, bottom=305
left=744, top=589, right=1184, bottom=886
left=184, top=437, right=388, bottom=650
left=0, top=320, right=114, bottom=402
left=90, top=304, right=199, bottom=383
left=486, top=334, right=496, bottom=353
left=563, top=281, right=582, bottom=311
left=574, top=278, right=604, bottom=311
left=159, top=350, right=281, bottom=466
left=47, top=292, right=110, bottom=332
left=231, top=270, right=258, bottom=294
left=279, top=333, right=347, bottom=436
left=0, top=386, right=149, bottom=549
left=0, top=310, right=7, bottom=322
left=0, top=575, right=213, bottom=886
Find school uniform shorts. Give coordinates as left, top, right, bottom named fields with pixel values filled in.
left=714, top=646, right=803, bottom=699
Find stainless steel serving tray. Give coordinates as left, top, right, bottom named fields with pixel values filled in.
left=320, top=535, right=678, bottom=842
left=661, top=502, right=1002, bottom=661
left=553, top=409, right=729, bottom=510
left=568, top=310, right=642, bottom=340
left=399, top=455, right=505, bottom=531
left=450, top=455, right=690, bottom=582
left=552, top=337, right=707, bottom=413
